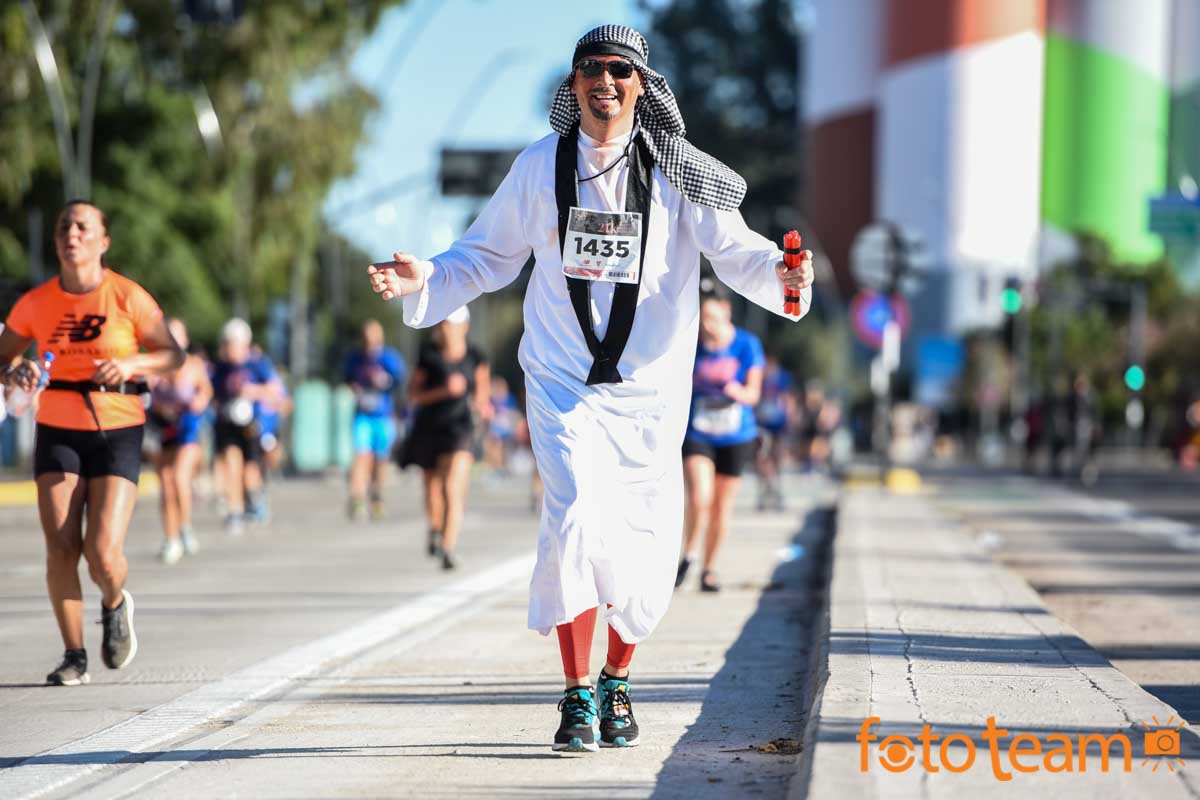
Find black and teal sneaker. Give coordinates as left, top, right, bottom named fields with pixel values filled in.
left=597, top=671, right=640, bottom=747
left=553, top=686, right=600, bottom=753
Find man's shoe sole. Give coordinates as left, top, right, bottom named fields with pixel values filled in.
left=104, top=590, right=138, bottom=670
left=46, top=672, right=90, bottom=687
left=600, top=735, right=640, bottom=748
left=552, top=719, right=600, bottom=753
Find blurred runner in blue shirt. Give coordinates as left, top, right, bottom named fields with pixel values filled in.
left=754, top=353, right=796, bottom=511
left=211, top=319, right=283, bottom=534
left=677, top=282, right=764, bottom=592
left=345, top=319, right=406, bottom=521
left=483, top=375, right=519, bottom=477
left=246, top=352, right=292, bottom=523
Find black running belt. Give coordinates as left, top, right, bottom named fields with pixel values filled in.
left=46, top=379, right=149, bottom=395
left=554, top=123, right=653, bottom=385
left=45, top=379, right=149, bottom=438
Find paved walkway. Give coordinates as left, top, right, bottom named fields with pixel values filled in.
left=803, top=484, right=1200, bottom=799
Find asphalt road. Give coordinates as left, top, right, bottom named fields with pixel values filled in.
left=0, top=468, right=834, bottom=799
left=929, top=465, right=1200, bottom=725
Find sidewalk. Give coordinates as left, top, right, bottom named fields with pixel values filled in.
left=801, top=484, right=1200, bottom=799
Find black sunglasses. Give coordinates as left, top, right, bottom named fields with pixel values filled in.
left=575, top=59, right=637, bottom=80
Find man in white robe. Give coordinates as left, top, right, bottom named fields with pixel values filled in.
left=369, top=24, right=814, bottom=753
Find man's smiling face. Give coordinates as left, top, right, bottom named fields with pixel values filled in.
left=571, top=55, right=644, bottom=128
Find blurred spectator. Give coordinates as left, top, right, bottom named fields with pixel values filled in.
left=797, top=382, right=841, bottom=472
left=1180, top=397, right=1200, bottom=471
left=1048, top=371, right=1100, bottom=483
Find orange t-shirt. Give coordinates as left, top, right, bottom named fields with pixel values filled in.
left=6, top=269, right=163, bottom=431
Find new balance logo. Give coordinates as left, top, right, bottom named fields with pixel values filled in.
left=48, top=314, right=107, bottom=344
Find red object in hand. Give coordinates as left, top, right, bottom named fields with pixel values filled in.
left=782, top=230, right=803, bottom=316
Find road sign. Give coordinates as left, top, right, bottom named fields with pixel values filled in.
left=440, top=148, right=521, bottom=197
left=915, top=336, right=965, bottom=408
left=850, top=222, right=930, bottom=295
left=1149, top=193, right=1200, bottom=238
left=850, top=290, right=911, bottom=350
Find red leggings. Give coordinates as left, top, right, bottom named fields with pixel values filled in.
left=555, top=606, right=636, bottom=681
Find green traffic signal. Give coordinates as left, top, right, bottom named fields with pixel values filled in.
left=1124, top=365, right=1146, bottom=392
left=1001, top=287, right=1022, bottom=315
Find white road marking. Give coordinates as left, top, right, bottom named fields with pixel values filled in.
left=0, top=552, right=536, bottom=800
left=1012, top=478, right=1200, bottom=550
left=0, top=565, right=42, bottom=578
left=89, top=592, right=521, bottom=800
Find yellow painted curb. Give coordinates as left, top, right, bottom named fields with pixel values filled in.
left=885, top=467, right=923, bottom=495
left=0, top=471, right=160, bottom=506
left=842, top=475, right=882, bottom=489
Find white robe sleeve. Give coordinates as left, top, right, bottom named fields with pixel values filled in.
left=401, top=157, right=535, bottom=328
left=685, top=199, right=812, bottom=321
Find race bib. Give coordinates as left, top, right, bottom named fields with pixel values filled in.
left=222, top=397, right=254, bottom=427
left=561, top=207, right=642, bottom=285
left=357, top=390, right=384, bottom=414
left=692, top=396, right=743, bottom=437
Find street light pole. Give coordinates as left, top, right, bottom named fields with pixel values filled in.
left=22, top=0, right=119, bottom=199
left=21, top=0, right=76, bottom=199
left=76, top=0, right=119, bottom=198
left=874, top=222, right=910, bottom=477
left=1127, top=281, right=1147, bottom=447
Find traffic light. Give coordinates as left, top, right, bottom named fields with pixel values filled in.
left=1001, top=277, right=1022, bottom=315
left=1124, top=364, right=1146, bottom=392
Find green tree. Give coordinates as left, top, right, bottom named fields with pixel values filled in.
left=641, top=0, right=800, bottom=239
left=1027, top=234, right=1190, bottom=444
left=642, top=0, right=846, bottom=387
left=0, top=0, right=399, bottom=352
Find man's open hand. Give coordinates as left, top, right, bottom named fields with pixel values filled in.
left=368, top=252, right=427, bottom=301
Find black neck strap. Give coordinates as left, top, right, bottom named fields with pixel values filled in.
left=554, top=124, right=653, bottom=385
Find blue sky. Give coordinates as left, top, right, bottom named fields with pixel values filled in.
left=323, top=0, right=647, bottom=260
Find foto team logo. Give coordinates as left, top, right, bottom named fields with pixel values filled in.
left=47, top=314, right=107, bottom=344
left=1141, top=716, right=1186, bottom=772
left=857, top=716, right=1188, bottom=779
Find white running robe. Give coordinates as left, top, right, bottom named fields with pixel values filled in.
left=401, top=130, right=811, bottom=643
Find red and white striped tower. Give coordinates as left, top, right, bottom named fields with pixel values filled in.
left=804, top=0, right=884, bottom=298
left=877, top=1, right=1046, bottom=336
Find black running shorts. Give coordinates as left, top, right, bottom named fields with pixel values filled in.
left=34, top=424, right=145, bottom=484
left=214, top=420, right=262, bottom=462
left=682, top=437, right=757, bottom=477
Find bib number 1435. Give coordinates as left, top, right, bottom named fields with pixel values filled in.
left=574, top=237, right=631, bottom=259
left=561, top=206, right=642, bottom=285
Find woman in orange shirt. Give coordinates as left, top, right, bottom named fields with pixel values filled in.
left=0, top=200, right=184, bottom=686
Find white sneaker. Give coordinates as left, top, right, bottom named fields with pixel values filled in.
left=224, top=513, right=244, bottom=537
left=180, top=527, right=200, bottom=556
left=158, top=537, right=184, bottom=566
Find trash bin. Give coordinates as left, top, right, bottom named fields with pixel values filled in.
left=290, top=380, right=332, bottom=473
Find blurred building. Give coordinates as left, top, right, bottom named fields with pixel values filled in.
left=803, top=0, right=1194, bottom=351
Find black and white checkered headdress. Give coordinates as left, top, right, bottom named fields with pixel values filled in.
left=550, top=25, right=747, bottom=212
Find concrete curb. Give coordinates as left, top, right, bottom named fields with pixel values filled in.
left=802, top=486, right=1200, bottom=799
left=788, top=503, right=836, bottom=800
